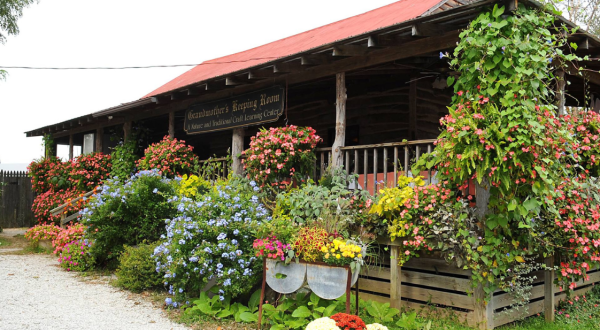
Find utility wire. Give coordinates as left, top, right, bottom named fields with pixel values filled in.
left=0, top=57, right=280, bottom=70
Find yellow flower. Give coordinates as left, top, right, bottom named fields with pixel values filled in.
left=321, top=246, right=328, bottom=253
left=357, top=254, right=362, bottom=258
left=336, top=254, right=341, bottom=259
left=325, top=253, right=330, bottom=259
left=350, top=253, right=355, bottom=258
left=330, top=248, right=336, bottom=253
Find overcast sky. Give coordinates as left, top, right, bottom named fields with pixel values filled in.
left=0, top=0, right=398, bottom=166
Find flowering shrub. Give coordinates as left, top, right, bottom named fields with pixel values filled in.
left=81, top=170, right=176, bottom=267
left=67, top=152, right=112, bottom=190
left=243, top=126, right=321, bottom=189
left=52, top=223, right=86, bottom=255
left=176, top=174, right=211, bottom=198
left=306, top=317, right=341, bottom=330
left=28, top=157, right=63, bottom=193
left=365, top=324, right=388, bottom=330
left=32, top=187, right=83, bottom=224
left=321, top=239, right=363, bottom=268
left=330, top=313, right=366, bottom=330
left=153, top=178, right=270, bottom=305
left=110, top=139, right=140, bottom=181
left=561, top=111, right=600, bottom=176
left=293, top=227, right=328, bottom=262
left=58, top=239, right=95, bottom=272
left=24, top=223, right=61, bottom=244
left=136, top=136, right=198, bottom=178
left=253, top=236, right=293, bottom=262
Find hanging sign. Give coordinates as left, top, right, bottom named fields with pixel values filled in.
left=184, top=86, right=285, bottom=134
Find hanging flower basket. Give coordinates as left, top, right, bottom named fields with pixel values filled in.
left=306, top=262, right=358, bottom=300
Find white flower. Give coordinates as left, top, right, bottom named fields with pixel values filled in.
left=366, top=324, right=389, bottom=330
left=306, top=317, right=340, bottom=330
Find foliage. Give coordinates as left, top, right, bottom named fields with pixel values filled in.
left=407, top=4, right=600, bottom=297
left=28, top=157, right=63, bottom=193
left=276, top=170, right=377, bottom=239
left=52, top=223, right=86, bottom=255
left=365, top=301, right=399, bottom=324
left=24, top=223, right=61, bottom=244
left=253, top=236, right=294, bottom=263
left=110, top=139, right=140, bottom=182
left=136, top=136, right=199, bottom=178
left=293, top=226, right=328, bottom=262
left=185, top=289, right=262, bottom=322
left=243, top=125, right=321, bottom=190
left=541, top=0, right=600, bottom=37
left=115, top=242, right=164, bottom=293
left=57, top=239, right=95, bottom=272
left=330, top=313, right=366, bottom=330
left=175, top=174, right=211, bottom=198
left=0, top=0, right=37, bottom=44
left=153, top=178, right=270, bottom=305
left=81, top=170, right=176, bottom=267
left=255, top=214, right=300, bottom=246
left=394, top=312, right=431, bottom=330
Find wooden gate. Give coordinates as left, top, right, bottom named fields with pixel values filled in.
left=0, top=170, right=34, bottom=228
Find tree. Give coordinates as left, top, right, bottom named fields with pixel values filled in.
left=0, top=0, right=37, bottom=79
left=542, top=0, right=600, bottom=36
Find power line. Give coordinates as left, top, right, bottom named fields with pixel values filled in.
left=0, top=57, right=280, bottom=70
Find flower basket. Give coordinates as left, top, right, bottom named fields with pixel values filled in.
left=306, top=262, right=358, bottom=299
left=265, top=259, right=307, bottom=294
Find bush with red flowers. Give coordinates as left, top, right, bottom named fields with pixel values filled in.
left=243, top=125, right=321, bottom=190
left=136, top=136, right=198, bottom=178
left=330, top=313, right=366, bottom=330
left=28, top=157, right=66, bottom=193
left=68, top=152, right=112, bottom=190
left=32, top=188, right=83, bottom=224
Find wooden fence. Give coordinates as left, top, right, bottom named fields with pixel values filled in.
left=357, top=244, right=600, bottom=329
left=0, top=170, right=34, bottom=228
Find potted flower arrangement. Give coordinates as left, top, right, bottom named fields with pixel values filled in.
left=242, top=125, right=321, bottom=191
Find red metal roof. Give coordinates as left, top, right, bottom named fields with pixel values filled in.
left=143, top=0, right=445, bottom=98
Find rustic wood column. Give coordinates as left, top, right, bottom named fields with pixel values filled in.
left=123, top=121, right=132, bottom=143
left=95, top=128, right=103, bottom=153
left=544, top=255, right=556, bottom=322
left=232, top=128, right=244, bottom=175
left=556, top=70, right=566, bottom=115
left=168, top=111, right=175, bottom=138
left=68, top=135, right=74, bottom=160
left=473, top=285, right=494, bottom=330
left=389, top=246, right=402, bottom=310
left=475, top=178, right=491, bottom=220
left=331, top=72, right=347, bottom=169
left=409, top=78, right=418, bottom=140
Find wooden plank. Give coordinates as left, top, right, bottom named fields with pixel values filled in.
left=403, top=300, right=475, bottom=326
left=473, top=285, right=493, bottom=330
left=359, top=278, right=390, bottom=295
left=411, top=23, right=445, bottom=37
left=383, top=148, right=388, bottom=187
left=403, top=270, right=472, bottom=292
left=390, top=246, right=402, bottom=309
left=331, top=72, right=347, bottom=169
left=332, top=45, right=370, bottom=57
left=357, top=292, right=389, bottom=304
left=61, top=212, right=80, bottom=225
left=402, top=285, right=476, bottom=310
left=494, top=299, right=544, bottom=328
left=373, top=148, right=378, bottom=194
left=403, top=257, right=472, bottom=276
left=494, top=284, right=545, bottom=310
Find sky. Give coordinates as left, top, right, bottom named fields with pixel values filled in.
left=0, top=0, right=399, bottom=167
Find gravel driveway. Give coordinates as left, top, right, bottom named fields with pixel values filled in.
left=0, top=253, right=189, bottom=330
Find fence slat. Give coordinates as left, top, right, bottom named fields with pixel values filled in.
left=383, top=148, right=388, bottom=188
left=373, top=148, right=378, bottom=194
left=363, top=149, right=368, bottom=190
left=393, top=147, right=398, bottom=185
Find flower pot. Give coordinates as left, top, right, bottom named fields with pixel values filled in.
left=265, top=259, right=307, bottom=294
left=306, top=263, right=357, bottom=300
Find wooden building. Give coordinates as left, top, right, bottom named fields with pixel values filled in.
left=24, top=0, right=600, bottom=328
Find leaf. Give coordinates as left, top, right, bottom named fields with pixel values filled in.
left=323, top=304, right=337, bottom=317
left=493, top=4, right=505, bottom=18
left=248, top=289, right=261, bottom=312
left=216, top=309, right=233, bottom=318
left=515, top=256, right=525, bottom=263
left=239, top=311, right=258, bottom=323
left=291, top=306, right=311, bottom=318
left=447, top=76, right=455, bottom=86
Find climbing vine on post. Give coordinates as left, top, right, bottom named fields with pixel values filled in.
left=409, top=3, right=600, bottom=298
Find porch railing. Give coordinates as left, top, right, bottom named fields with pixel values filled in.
left=315, top=139, right=437, bottom=195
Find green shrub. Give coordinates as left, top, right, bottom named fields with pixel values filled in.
left=81, top=169, right=176, bottom=268
left=110, top=139, right=140, bottom=182
left=115, top=243, right=164, bottom=292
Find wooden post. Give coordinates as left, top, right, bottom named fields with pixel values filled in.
left=68, top=135, right=74, bottom=160
left=544, top=255, right=556, bottom=322
left=232, top=128, right=244, bottom=175
left=473, top=285, right=494, bottom=329
left=123, top=121, right=132, bottom=143
left=331, top=72, right=347, bottom=169
left=556, top=70, right=566, bottom=115
left=409, top=78, right=418, bottom=140
left=390, top=246, right=402, bottom=310
left=95, top=128, right=103, bottom=153
left=475, top=177, right=491, bottom=220
left=168, top=111, right=175, bottom=138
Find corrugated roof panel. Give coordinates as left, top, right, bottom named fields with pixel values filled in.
left=143, top=0, right=446, bottom=98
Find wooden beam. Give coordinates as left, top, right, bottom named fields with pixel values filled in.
left=409, top=77, right=417, bottom=139
left=300, top=54, right=330, bottom=66
left=368, top=34, right=399, bottom=48
left=170, top=92, right=184, bottom=101
left=248, top=69, right=276, bottom=80
left=389, top=246, right=402, bottom=310
left=168, top=111, right=175, bottom=138
left=331, top=72, right=347, bottom=169
left=225, top=76, right=248, bottom=86
left=556, top=69, right=566, bottom=115
left=123, top=121, right=132, bottom=143
left=544, top=256, right=556, bottom=323
left=332, top=45, right=370, bottom=57
left=68, top=134, right=74, bottom=160
left=506, top=0, right=518, bottom=12
left=273, top=61, right=304, bottom=74
left=578, top=38, right=590, bottom=50
left=95, top=127, right=103, bottom=153
left=232, top=128, right=244, bottom=175
left=411, top=23, right=445, bottom=37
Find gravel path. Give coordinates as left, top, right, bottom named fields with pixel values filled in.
left=0, top=253, right=189, bottom=330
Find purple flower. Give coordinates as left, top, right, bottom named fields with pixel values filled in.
left=439, top=52, right=444, bottom=59
left=488, top=23, right=492, bottom=27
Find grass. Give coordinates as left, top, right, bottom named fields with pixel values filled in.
left=0, top=236, right=12, bottom=247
